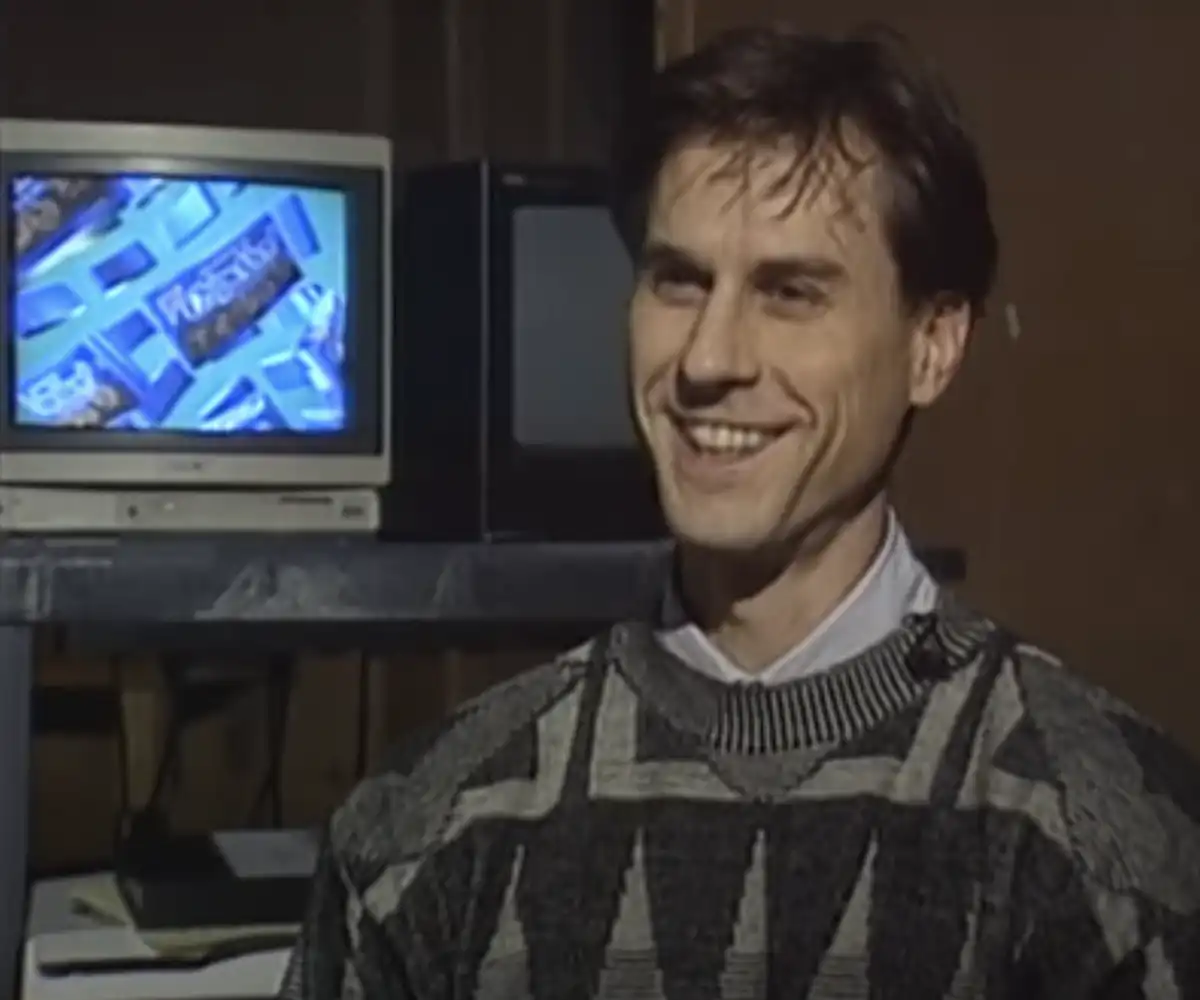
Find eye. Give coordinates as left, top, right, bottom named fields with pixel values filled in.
left=647, top=265, right=709, bottom=305
left=759, top=280, right=826, bottom=313
left=772, top=282, right=821, bottom=303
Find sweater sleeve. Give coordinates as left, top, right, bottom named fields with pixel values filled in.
left=1075, top=907, right=1200, bottom=993
left=278, top=658, right=581, bottom=999
left=1143, top=911, right=1200, bottom=997
left=278, top=833, right=421, bottom=999
left=1006, top=852, right=1200, bottom=998
left=1082, top=911, right=1200, bottom=998
left=1013, top=648, right=1200, bottom=998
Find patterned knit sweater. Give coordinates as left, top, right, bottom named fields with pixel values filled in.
left=281, top=603, right=1200, bottom=999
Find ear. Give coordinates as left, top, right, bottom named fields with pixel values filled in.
left=908, top=298, right=971, bottom=409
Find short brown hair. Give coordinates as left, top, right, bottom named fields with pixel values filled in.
left=613, top=24, right=998, bottom=318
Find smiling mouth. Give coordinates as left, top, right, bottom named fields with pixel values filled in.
left=673, top=418, right=787, bottom=458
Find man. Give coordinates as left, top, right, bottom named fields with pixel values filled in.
left=283, top=24, right=1200, bottom=999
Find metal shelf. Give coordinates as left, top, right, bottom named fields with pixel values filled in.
left=0, top=535, right=964, bottom=626
left=0, top=536, right=672, bottom=625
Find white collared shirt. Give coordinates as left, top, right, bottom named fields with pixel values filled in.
left=656, top=510, right=938, bottom=685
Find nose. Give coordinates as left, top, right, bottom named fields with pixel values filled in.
left=676, top=288, right=759, bottom=401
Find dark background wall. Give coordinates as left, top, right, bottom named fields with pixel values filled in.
left=1, top=0, right=654, bottom=162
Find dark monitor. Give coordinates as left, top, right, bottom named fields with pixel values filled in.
left=387, top=161, right=663, bottom=542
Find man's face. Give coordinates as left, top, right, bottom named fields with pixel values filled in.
left=629, top=137, right=968, bottom=554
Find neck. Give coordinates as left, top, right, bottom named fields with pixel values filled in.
left=677, top=496, right=891, bottom=673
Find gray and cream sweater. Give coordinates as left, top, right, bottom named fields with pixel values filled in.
left=281, top=603, right=1200, bottom=998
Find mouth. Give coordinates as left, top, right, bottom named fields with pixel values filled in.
left=671, top=417, right=788, bottom=461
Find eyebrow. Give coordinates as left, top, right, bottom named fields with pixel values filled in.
left=751, top=255, right=847, bottom=286
left=639, top=239, right=706, bottom=273
left=640, top=238, right=846, bottom=285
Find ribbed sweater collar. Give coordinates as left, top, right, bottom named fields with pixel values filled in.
left=603, top=593, right=997, bottom=757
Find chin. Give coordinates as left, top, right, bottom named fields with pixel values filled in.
left=661, top=500, right=783, bottom=555
left=672, top=531, right=772, bottom=556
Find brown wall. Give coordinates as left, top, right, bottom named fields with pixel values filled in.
left=6, top=0, right=643, bottom=871
left=660, top=2, right=1200, bottom=747
left=2, top=0, right=642, bottom=160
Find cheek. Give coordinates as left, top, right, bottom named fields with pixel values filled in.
left=771, top=321, right=911, bottom=430
left=832, top=340, right=916, bottom=449
left=628, top=295, right=688, bottom=394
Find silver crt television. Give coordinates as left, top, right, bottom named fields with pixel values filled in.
left=0, top=119, right=391, bottom=533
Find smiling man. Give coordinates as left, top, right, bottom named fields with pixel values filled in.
left=283, top=25, right=1200, bottom=1000
left=628, top=131, right=961, bottom=674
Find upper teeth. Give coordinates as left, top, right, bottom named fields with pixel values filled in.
left=685, top=422, right=774, bottom=453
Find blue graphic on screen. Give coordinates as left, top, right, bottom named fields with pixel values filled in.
left=9, top=174, right=350, bottom=434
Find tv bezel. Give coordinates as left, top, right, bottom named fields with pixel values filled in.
left=0, top=118, right=391, bottom=487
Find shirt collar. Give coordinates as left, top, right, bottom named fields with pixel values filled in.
left=655, top=509, right=939, bottom=685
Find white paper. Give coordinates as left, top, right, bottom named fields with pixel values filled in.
left=26, top=935, right=288, bottom=1000
left=211, top=829, right=319, bottom=881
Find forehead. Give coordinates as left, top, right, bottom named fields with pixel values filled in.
left=646, top=138, right=894, bottom=274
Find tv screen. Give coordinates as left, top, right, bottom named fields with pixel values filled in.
left=510, top=205, right=637, bottom=450
left=10, top=173, right=350, bottom=435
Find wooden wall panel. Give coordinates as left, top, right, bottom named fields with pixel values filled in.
left=1, top=2, right=374, bottom=130
left=422, top=0, right=652, bottom=164
left=656, top=1, right=1200, bottom=748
